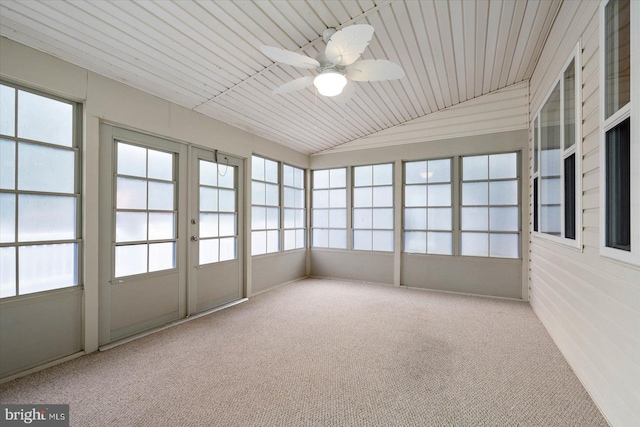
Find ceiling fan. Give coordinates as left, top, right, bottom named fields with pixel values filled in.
left=260, top=24, right=405, bottom=100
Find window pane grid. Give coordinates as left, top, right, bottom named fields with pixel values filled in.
left=283, top=164, right=306, bottom=251
left=312, top=168, right=346, bottom=249
left=199, top=159, right=237, bottom=264
left=114, top=142, right=177, bottom=277
left=1, top=82, right=80, bottom=298
left=353, top=164, right=393, bottom=252
left=252, top=156, right=280, bottom=255
left=461, top=153, right=520, bottom=259
left=403, top=159, right=452, bottom=255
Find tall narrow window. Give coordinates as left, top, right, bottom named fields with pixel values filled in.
left=461, top=153, right=520, bottom=259
left=353, top=163, right=393, bottom=252
left=283, top=164, right=305, bottom=250
left=251, top=156, right=279, bottom=255
left=602, top=0, right=634, bottom=261
left=114, top=142, right=176, bottom=277
left=312, top=168, right=347, bottom=249
left=533, top=45, right=581, bottom=245
left=0, top=83, right=80, bottom=298
left=403, top=159, right=452, bottom=255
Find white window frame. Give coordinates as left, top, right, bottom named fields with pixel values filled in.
left=282, top=163, right=306, bottom=252
left=532, top=41, right=583, bottom=250
left=311, top=167, right=348, bottom=250
left=599, top=0, right=640, bottom=266
left=251, top=154, right=280, bottom=256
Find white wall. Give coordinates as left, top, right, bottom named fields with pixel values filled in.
left=0, top=37, right=309, bottom=368
left=528, top=2, right=640, bottom=426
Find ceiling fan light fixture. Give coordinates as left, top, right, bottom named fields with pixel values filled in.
left=313, top=70, right=347, bottom=97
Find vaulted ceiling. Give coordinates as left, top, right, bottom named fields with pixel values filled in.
left=0, top=0, right=561, bottom=154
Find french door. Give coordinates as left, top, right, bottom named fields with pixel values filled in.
left=99, top=126, right=243, bottom=345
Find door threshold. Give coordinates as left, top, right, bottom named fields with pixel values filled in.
left=99, top=298, right=248, bottom=351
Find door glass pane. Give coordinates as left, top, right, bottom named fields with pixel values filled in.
left=0, top=247, right=16, bottom=298
left=200, top=213, right=219, bottom=238
left=219, top=190, right=235, bottom=212
left=18, top=143, right=75, bottom=193
left=489, top=181, right=518, bottom=205
left=18, top=195, right=76, bottom=242
left=200, top=187, right=218, bottom=212
left=117, top=177, right=147, bottom=209
left=220, top=237, right=236, bottom=261
left=462, top=182, right=488, bottom=205
left=489, top=153, right=517, bottom=179
left=18, top=90, right=73, bottom=147
left=148, top=181, right=174, bottom=210
left=200, top=161, right=217, bottom=186
left=372, top=230, right=393, bottom=251
left=149, top=212, right=174, bottom=240
left=405, top=161, right=427, bottom=184
left=604, top=0, right=631, bottom=119
left=0, top=193, right=15, bottom=243
left=0, top=85, right=15, bottom=137
left=115, top=244, right=147, bottom=277
left=428, top=232, right=452, bottom=255
left=19, top=243, right=77, bottom=294
left=461, top=233, right=488, bottom=257
left=217, top=165, right=234, bottom=188
left=148, top=150, right=172, bottom=180
left=463, top=155, right=488, bottom=180
left=490, top=234, right=519, bottom=258
left=117, top=143, right=146, bottom=177
left=404, top=231, right=426, bottom=253
left=149, top=242, right=175, bottom=272
left=0, top=139, right=15, bottom=189
left=219, top=214, right=236, bottom=237
left=116, top=212, right=147, bottom=242
left=200, top=239, right=219, bottom=264
left=490, top=207, right=519, bottom=232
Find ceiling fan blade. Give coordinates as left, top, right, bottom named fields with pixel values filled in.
left=273, top=76, right=315, bottom=94
left=325, top=24, right=375, bottom=66
left=345, top=59, right=405, bottom=81
left=260, top=46, right=320, bottom=69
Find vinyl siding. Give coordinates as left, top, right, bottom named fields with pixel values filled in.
left=528, top=1, right=640, bottom=426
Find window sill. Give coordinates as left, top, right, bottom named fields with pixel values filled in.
left=532, top=231, right=583, bottom=252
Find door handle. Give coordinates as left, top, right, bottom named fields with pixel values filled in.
left=191, top=236, right=199, bottom=242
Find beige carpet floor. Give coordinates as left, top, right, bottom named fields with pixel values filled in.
left=0, top=278, right=607, bottom=426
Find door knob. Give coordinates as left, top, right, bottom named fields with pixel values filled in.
left=191, top=236, right=199, bottom=242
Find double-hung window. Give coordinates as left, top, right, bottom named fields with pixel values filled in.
left=353, top=163, right=393, bottom=252
left=460, top=153, right=520, bottom=259
left=403, top=159, right=453, bottom=255
left=0, top=82, right=81, bottom=298
left=251, top=155, right=279, bottom=255
left=600, top=0, right=639, bottom=265
left=312, top=168, right=347, bottom=249
left=532, top=43, right=582, bottom=246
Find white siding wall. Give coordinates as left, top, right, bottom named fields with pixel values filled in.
left=529, top=2, right=640, bottom=426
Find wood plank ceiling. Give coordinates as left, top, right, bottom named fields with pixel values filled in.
left=0, top=0, right=561, bottom=155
